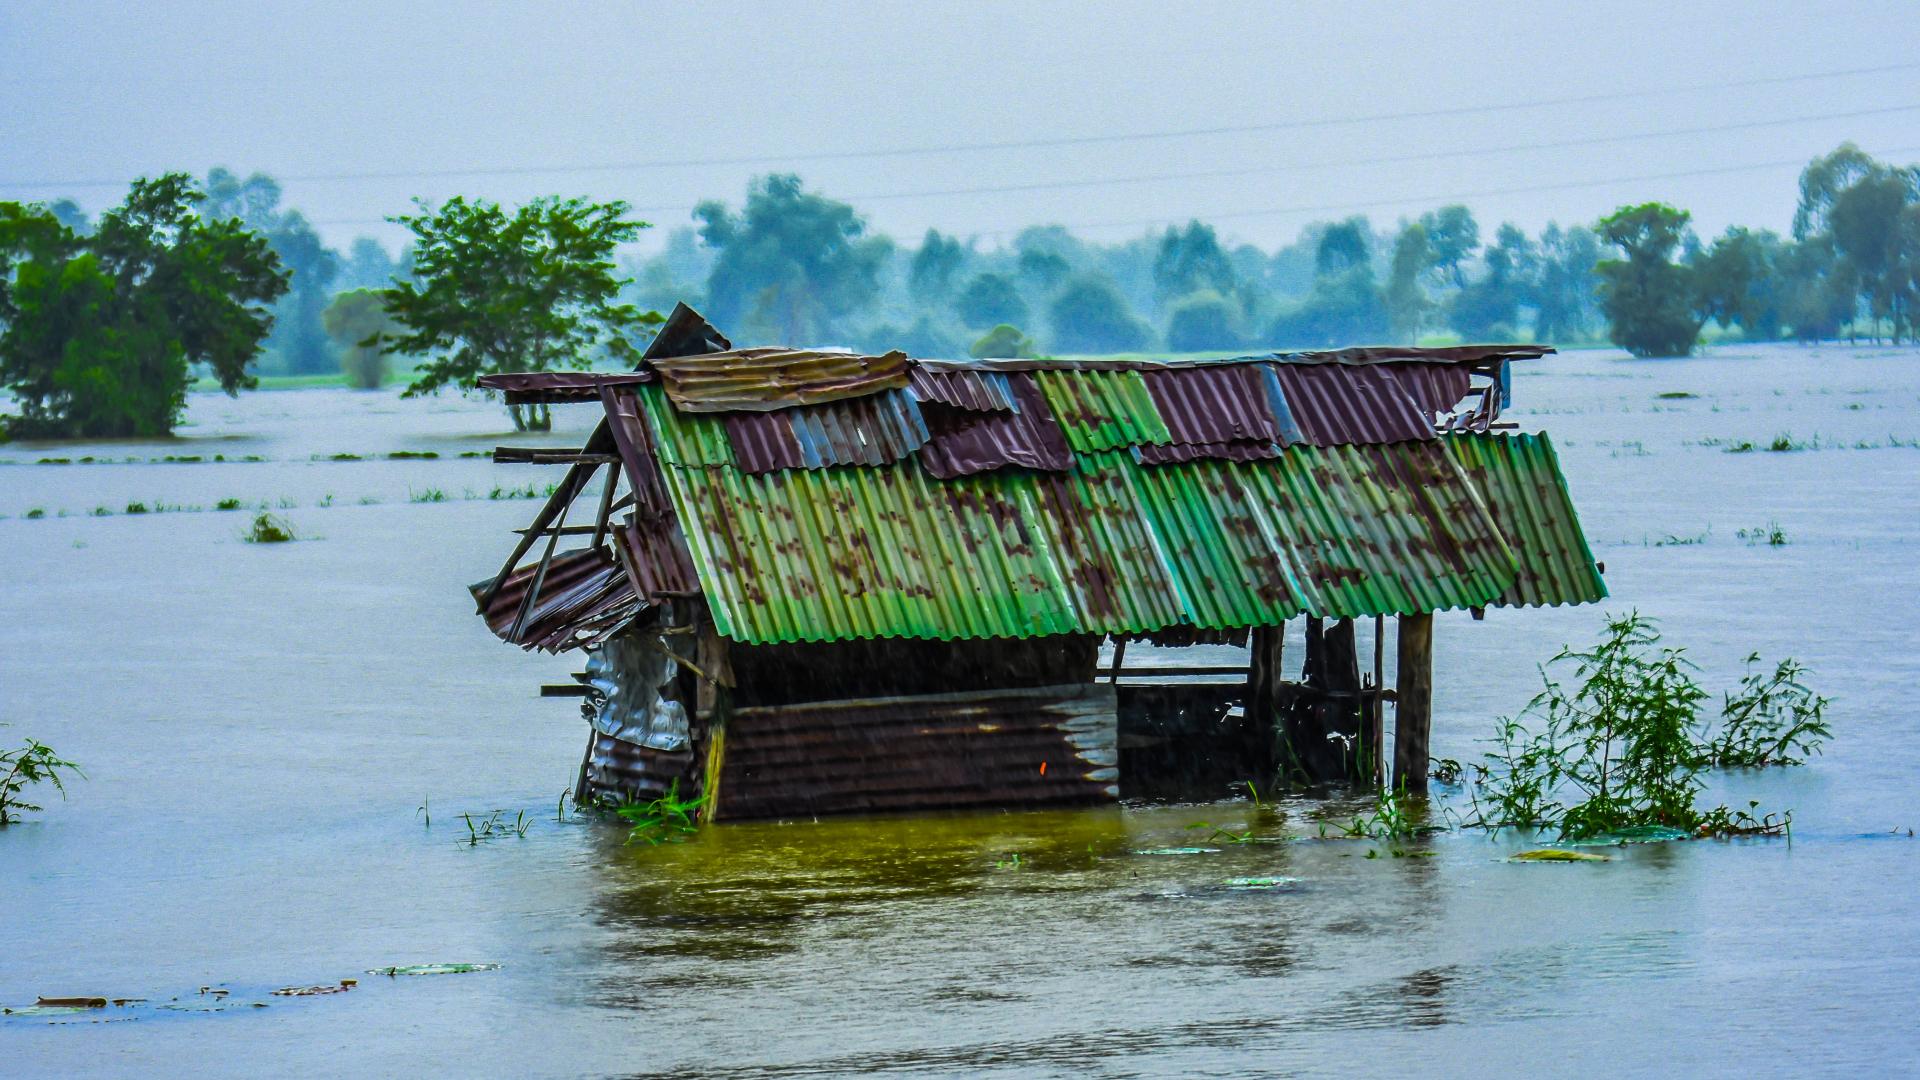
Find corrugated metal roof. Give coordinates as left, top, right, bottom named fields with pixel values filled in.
left=470, top=547, right=642, bottom=652
left=1272, top=363, right=1441, bottom=446
left=1443, top=432, right=1608, bottom=609
left=907, top=366, right=1019, bottom=411
left=474, top=370, right=652, bottom=404
left=655, top=444, right=1524, bottom=644
left=915, top=343, right=1550, bottom=372
left=1142, top=365, right=1283, bottom=445
left=721, top=389, right=930, bottom=473
left=1132, top=440, right=1279, bottom=466
left=650, top=347, right=910, bottom=413
left=1034, top=369, right=1174, bottom=452
left=918, top=372, right=1074, bottom=479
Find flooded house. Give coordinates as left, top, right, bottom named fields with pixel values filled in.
left=471, top=305, right=1606, bottom=820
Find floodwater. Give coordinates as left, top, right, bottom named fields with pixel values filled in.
left=2, top=342, right=1917, bottom=1077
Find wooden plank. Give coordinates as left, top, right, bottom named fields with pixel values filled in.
left=492, top=447, right=620, bottom=465
left=541, top=684, right=592, bottom=697
left=1394, top=612, right=1434, bottom=794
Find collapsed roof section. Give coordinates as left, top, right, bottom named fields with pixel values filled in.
left=473, top=306, right=1599, bottom=651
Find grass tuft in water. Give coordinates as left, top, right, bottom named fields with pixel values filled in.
left=1736, top=521, right=1788, bottom=546
left=614, top=781, right=706, bottom=845
left=214, top=497, right=243, bottom=511
left=409, top=487, right=447, bottom=503
left=459, top=809, right=530, bottom=845
left=242, top=512, right=296, bottom=543
left=0, top=739, right=83, bottom=825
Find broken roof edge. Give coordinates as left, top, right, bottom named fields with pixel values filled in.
left=918, top=344, right=1552, bottom=373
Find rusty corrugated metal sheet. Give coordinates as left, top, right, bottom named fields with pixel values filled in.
left=1034, top=369, right=1174, bottom=452
left=580, top=728, right=696, bottom=804
left=1142, top=365, right=1283, bottom=445
left=471, top=547, right=643, bottom=652
left=1132, top=440, right=1279, bottom=465
left=649, top=347, right=910, bottom=413
left=475, top=370, right=652, bottom=404
left=1443, top=432, right=1608, bottom=609
left=721, top=389, right=930, bottom=473
left=1271, top=363, right=1442, bottom=446
left=714, top=684, right=1118, bottom=819
left=917, top=372, right=1074, bottom=479
left=1127, top=442, right=1517, bottom=624
left=907, top=365, right=1019, bottom=411
left=915, top=343, right=1551, bottom=373
left=653, top=444, right=1521, bottom=644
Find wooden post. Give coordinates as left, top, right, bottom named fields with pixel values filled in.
left=1371, top=614, right=1386, bottom=787
left=694, top=604, right=734, bottom=822
left=1394, top=612, right=1433, bottom=794
left=1246, top=625, right=1285, bottom=786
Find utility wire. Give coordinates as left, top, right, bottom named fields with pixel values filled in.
left=5, top=59, right=1916, bottom=190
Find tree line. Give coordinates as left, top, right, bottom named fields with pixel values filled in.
left=0, top=143, right=1914, bottom=437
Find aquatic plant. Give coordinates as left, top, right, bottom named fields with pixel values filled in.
left=409, top=487, right=447, bottom=503
left=614, top=781, right=706, bottom=845
left=459, top=809, right=530, bottom=845
left=1454, top=613, right=1825, bottom=840
left=125, top=501, right=149, bottom=514
left=214, top=497, right=243, bottom=511
left=1701, top=655, right=1830, bottom=768
left=387, top=450, right=439, bottom=460
left=0, top=739, right=83, bottom=824
left=1736, top=521, right=1788, bottom=546
left=1656, top=391, right=1697, bottom=399
left=242, top=512, right=296, bottom=543
left=25, top=508, right=45, bottom=519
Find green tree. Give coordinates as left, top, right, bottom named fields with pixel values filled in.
left=908, top=229, right=967, bottom=305
left=1384, top=223, right=1434, bottom=343
left=380, top=195, right=659, bottom=431
left=1530, top=223, right=1602, bottom=343
left=970, top=323, right=1036, bottom=359
left=954, top=272, right=1029, bottom=328
left=695, top=175, right=890, bottom=344
left=1449, top=223, right=1529, bottom=340
left=1595, top=203, right=1702, bottom=358
left=1420, top=204, right=1480, bottom=287
left=0, top=175, right=287, bottom=438
left=1164, top=289, right=1242, bottom=352
left=323, top=288, right=398, bottom=389
left=1152, top=220, right=1236, bottom=304
left=1694, top=227, right=1783, bottom=339
left=1266, top=219, right=1386, bottom=347
left=1016, top=248, right=1071, bottom=292
left=1047, top=274, right=1150, bottom=354
left=199, top=169, right=341, bottom=374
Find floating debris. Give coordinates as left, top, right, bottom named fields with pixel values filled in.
left=1567, top=825, right=1692, bottom=846
left=1221, top=876, right=1300, bottom=890
left=270, top=981, right=355, bottom=997
left=367, top=963, right=501, bottom=977
left=1133, top=847, right=1221, bottom=856
left=5, top=1004, right=95, bottom=1016
left=1507, top=849, right=1611, bottom=863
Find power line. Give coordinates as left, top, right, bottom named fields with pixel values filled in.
left=5, top=59, right=1916, bottom=191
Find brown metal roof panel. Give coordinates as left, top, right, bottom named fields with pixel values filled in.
left=1271, top=363, right=1438, bottom=446
left=1141, top=364, right=1282, bottom=445
left=472, top=547, right=644, bottom=652
left=650, top=347, right=910, bottom=413
left=722, top=389, right=930, bottom=473
left=475, top=370, right=653, bottom=404
left=917, top=373, right=1073, bottom=479
left=906, top=365, right=1020, bottom=411
left=1132, top=440, right=1280, bottom=465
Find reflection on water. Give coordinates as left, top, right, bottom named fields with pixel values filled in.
left=3, top=343, right=1920, bottom=1076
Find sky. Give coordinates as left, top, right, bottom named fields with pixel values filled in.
left=3, top=1, right=1918, bottom=256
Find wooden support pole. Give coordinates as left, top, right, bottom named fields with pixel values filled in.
left=1107, top=638, right=1126, bottom=685
left=1246, top=625, right=1286, bottom=786
left=694, top=605, right=734, bottom=823
left=1371, top=614, right=1386, bottom=787
left=1394, top=612, right=1434, bottom=795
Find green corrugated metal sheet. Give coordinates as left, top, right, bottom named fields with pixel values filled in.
left=1443, top=432, right=1608, bottom=609
left=1034, top=369, right=1173, bottom=452
left=1130, top=441, right=1519, bottom=624
left=637, top=382, right=734, bottom=466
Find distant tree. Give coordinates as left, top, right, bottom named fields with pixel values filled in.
left=1529, top=223, right=1602, bottom=343
left=1384, top=223, right=1434, bottom=343
left=908, top=229, right=968, bottom=305
left=954, top=272, right=1029, bottom=328
left=1775, top=236, right=1856, bottom=341
left=1266, top=219, right=1387, bottom=347
left=695, top=174, right=891, bottom=344
left=1449, top=223, right=1529, bottom=340
left=341, top=237, right=400, bottom=291
left=1152, top=220, right=1236, bottom=304
left=1828, top=169, right=1916, bottom=340
left=1420, top=204, right=1481, bottom=287
left=0, top=175, right=287, bottom=438
left=322, top=289, right=397, bottom=389
left=1694, top=227, right=1783, bottom=339
left=45, top=199, right=89, bottom=234
left=199, top=168, right=341, bottom=375
left=970, top=323, right=1037, bottom=359
left=1164, top=289, right=1242, bottom=352
left=1016, top=248, right=1071, bottom=291
left=380, top=195, right=660, bottom=431
left=1047, top=274, right=1150, bottom=354
left=1595, top=202, right=1701, bottom=358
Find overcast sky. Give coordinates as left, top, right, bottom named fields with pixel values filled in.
left=4, top=1, right=1917, bottom=255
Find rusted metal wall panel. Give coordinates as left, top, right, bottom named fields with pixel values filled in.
left=918, top=373, right=1074, bottom=479
left=1132, top=440, right=1279, bottom=466
left=580, top=727, right=697, bottom=804
left=650, top=347, right=910, bottom=413
left=714, top=684, right=1119, bottom=820
left=721, top=389, right=931, bottom=473
left=1443, top=432, right=1608, bottom=609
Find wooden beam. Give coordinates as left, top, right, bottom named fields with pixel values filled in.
left=492, top=447, right=620, bottom=465
left=1394, top=613, right=1434, bottom=794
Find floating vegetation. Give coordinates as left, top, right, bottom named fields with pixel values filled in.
left=0, top=739, right=83, bottom=825
left=614, top=781, right=705, bottom=845
left=488, top=484, right=542, bottom=500
left=328, top=452, right=363, bottom=461
left=25, top=508, right=45, bottom=519
left=1701, top=655, right=1830, bottom=768
left=458, top=450, right=489, bottom=458
left=242, top=512, right=297, bottom=544
left=409, top=487, right=447, bottom=503
left=1736, top=521, right=1788, bottom=546
left=36, top=457, right=71, bottom=464
left=271, top=981, right=355, bottom=997
left=214, top=497, right=243, bottom=511
left=124, top=501, right=149, bottom=514
left=1507, top=849, right=1610, bottom=863
left=367, top=963, right=500, bottom=977
left=1656, top=391, right=1697, bottom=399
left=89, top=506, right=112, bottom=517
left=1565, top=825, right=1692, bottom=846
left=994, top=852, right=1025, bottom=870
left=387, top=450, right=439, bottom=460
left=1133, top=847, right=1221, bottom=856
left=1768, top=433, right=1803, bottom=452
left=1647, top=529, right=1708, bottom=547
left=1221, top=876, right=1300, bottom=890
left=1724, top=440, right=1756, bottom=453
